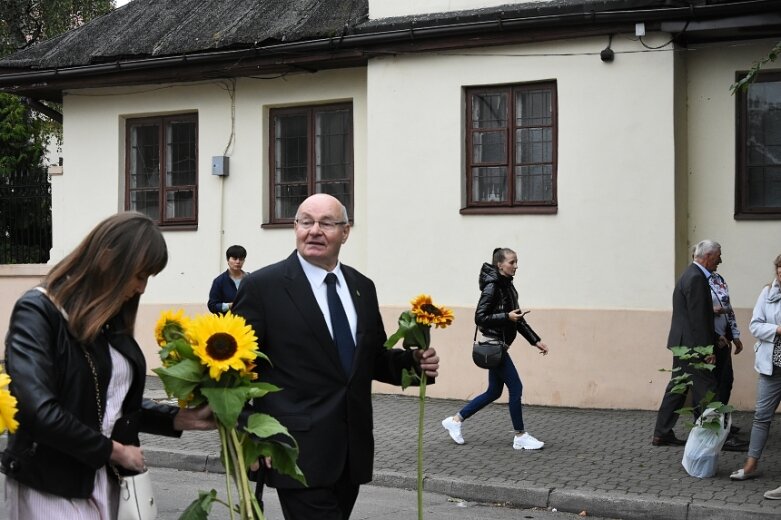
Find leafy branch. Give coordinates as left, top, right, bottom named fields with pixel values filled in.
left=659, top=345, right=734, bottom=432
left=731, top=41, right=781, bottom=94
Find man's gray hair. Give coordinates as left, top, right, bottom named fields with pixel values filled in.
left=693, top=240, right=721, bottom=259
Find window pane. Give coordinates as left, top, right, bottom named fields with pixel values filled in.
left=515, top=165, right=553, bottom=202
left=274, top=184, right=308, bottom=220
left=516, top=89, right=552, bottom=127
left=129, top=190, right=159, bottom=220
left=316, top=109, right=352, bottom=182
left=471, top=93, right=507, bottom=129
left=516, top=128, right=552, bottom=163
left=747, top=166, right=781, bottom=207
left=129, top=124, right=160, bottom=189
left=744, top=80, right=781, bottom=210
left=165, top=189, right=194, bottom=219
left=473, top=131, right=506, bottom=163
left=166, top=120, right=197, bottom=186
left=471, top=166, right=507, bottom=202
left=275, top=115, right=308, bottom=183
left=318, top=182, right=352, bottom=213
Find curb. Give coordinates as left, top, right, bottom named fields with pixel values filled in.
left=2, top=442, right=778, bottom=520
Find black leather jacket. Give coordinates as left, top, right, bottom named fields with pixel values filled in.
left=474, top=263, right=541, bottom=346
left=1, top=289, right=181, bottom=498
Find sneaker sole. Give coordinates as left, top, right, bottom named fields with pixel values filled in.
left=513, top=444, right=544, bottom=450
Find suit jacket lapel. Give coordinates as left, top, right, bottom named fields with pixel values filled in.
left=281, top=253, right=346, bottom=376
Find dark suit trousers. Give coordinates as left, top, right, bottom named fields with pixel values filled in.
left=654, top=354, right=717, bottom=437
left=713, top=343, right=734, bottom=405
left=275, top=464, right=360, bottom=520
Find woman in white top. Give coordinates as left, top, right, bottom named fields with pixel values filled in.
left=730, top=254, right=781, bottom=500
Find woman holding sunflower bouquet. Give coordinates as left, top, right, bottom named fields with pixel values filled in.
left=2, top=212, right=214, bottom=519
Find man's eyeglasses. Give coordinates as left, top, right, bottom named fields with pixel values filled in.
left=295, top=218, right=347, bottom=231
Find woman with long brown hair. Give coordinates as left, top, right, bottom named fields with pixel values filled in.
left=2, top=212, right=213, bottom=519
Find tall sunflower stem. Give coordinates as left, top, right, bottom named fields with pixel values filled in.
left=229, top=428, right=264, bottom=519
left=417, top=370, right=427, bottom=520
left=218, top=425, right=238, bottom=520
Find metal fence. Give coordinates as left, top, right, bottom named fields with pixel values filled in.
left=0, top=168, right=52, bottom=264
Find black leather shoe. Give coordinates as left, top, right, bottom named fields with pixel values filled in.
left=652, top=433, right=686, bottom=446
left=722, top=436, right=749, bottom=452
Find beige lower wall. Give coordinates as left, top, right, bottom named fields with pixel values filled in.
left=1, top=272, right=760, bottom=411
left=374, top=306, right=760, bottom=412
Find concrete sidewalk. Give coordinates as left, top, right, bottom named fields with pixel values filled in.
left=141, top=377, right=781, bottom=520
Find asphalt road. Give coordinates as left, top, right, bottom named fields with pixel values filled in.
left=0, top=467, right=616, bottom=519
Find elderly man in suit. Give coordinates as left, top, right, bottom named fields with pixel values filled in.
left=652, top=240, right=721, bottom=446
left=232, top=193, right=439, bottom=520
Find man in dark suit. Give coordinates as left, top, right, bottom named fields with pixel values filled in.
left=652, top=240, right=721, bottom=446
left=232, top=193, right=439, bottom=520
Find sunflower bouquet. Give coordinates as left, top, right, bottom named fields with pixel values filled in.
left=384, top=295, right=453, bottom=520
left=153, top=310, right=304, bottom=520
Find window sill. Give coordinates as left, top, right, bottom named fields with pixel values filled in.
left=158, top=223, right=198, bottom=231
left=734, top=212, right=781, bottom=220
left=460, top=205, right=558, bottom=215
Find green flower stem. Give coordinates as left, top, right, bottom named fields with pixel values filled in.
left=218, top=425, right=237, bottom=520
left=417, top=371, right=427, bottom=520
left=229, top=428, right=264, bottom=520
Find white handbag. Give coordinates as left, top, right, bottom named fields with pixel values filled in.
left=117, top=470, right=158, bottom=520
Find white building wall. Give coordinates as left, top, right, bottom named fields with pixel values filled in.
left=686, top=38, right=781, bottom=309
left=59, top=69, right=368, bottom=306
left=366, top=35, right=679, bottom=311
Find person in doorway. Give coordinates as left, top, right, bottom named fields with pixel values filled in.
left=441, top=247, right=549, bottom=450
left=2, top=212, right=214, bottom=520
left=232, top=193, right=440, bottom=520
left=208, top=244, right=248, bottom=314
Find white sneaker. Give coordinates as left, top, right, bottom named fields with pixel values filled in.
left=513, top=432, right=544, bottom=450
left=441, top=417, right=464, bottom=444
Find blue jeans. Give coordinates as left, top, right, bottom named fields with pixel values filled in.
left=459, top=351, right=524, bottom=431
left=748, top=366, right=781, bottom=460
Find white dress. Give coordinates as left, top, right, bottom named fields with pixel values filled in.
left=6, top=345, right=133, bottom=520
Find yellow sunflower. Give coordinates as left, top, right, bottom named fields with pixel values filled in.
left=154, top=309, right=192, bottom=346
left=0, top=373, right=19, bottom=434
left=410, top=294, right=454, bottom=329
left=190, top=312, right=259, bottom=381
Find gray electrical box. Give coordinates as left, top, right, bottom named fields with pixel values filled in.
left=212, top=156, right=229, bottom=176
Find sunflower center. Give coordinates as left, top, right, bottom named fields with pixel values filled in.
left=206, top=332, right=239, bottom=361
left=421, top=303, right=441, bottom=316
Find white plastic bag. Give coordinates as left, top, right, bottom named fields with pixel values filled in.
left=681, top=410, right=731, bottom=478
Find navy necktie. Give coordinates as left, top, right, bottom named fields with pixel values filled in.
left=325, top=273, right=355, bottom=375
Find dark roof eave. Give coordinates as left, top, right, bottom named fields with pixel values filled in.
left=2, top=0, right=779, bottom=102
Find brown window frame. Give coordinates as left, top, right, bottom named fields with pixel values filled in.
left=735, top=70, right=781, bottom=220
left=462, top=81, right=558, bottom=215
left=124, top=113, right=198, bottom=228
left=267, top=103, right=354, bottom=226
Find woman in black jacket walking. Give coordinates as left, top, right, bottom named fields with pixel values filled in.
left=442, top=247, right=549, bottom=450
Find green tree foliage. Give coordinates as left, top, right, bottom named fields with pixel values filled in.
left=0, top=1, right=113, bottom=263
left=731, top=41, right=781, bottom=93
